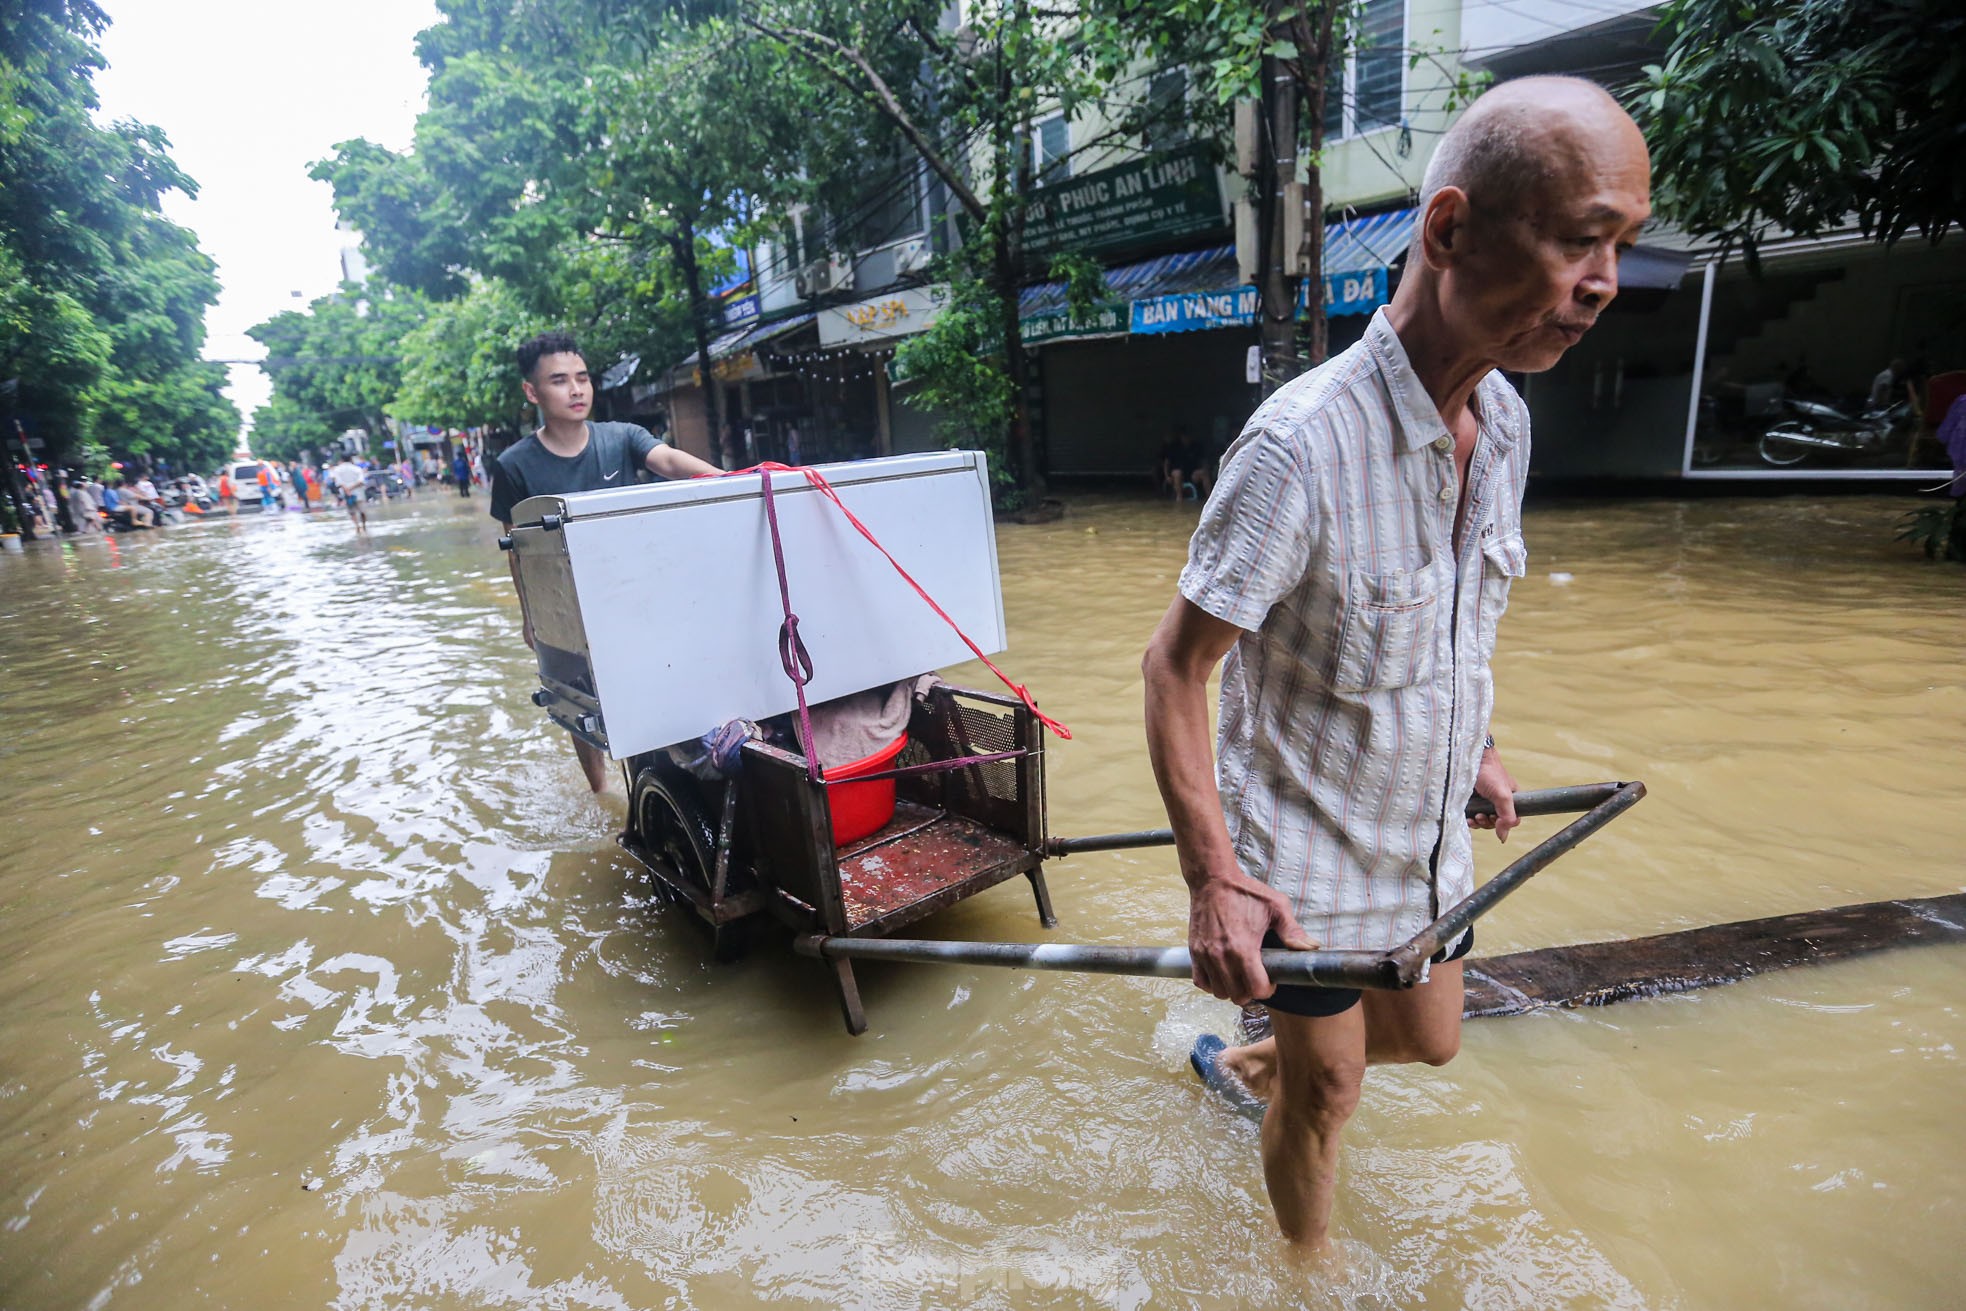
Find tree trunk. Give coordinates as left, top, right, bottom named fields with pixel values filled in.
left=989, top=25, right=1043, bottom=508
left=994, top=227, right=1043, bottom=504
left=673, top=221, right=725, bottom=467
left=997, top=70, right=1044, bottom=505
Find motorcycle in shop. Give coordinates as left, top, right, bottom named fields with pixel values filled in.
left=1758, top=397, right=1916, bottom=467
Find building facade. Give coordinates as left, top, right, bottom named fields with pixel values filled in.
left=642, top=0, right=1959, bottom=486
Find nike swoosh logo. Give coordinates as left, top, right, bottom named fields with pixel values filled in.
left=603, top=470, right=621, bottom=481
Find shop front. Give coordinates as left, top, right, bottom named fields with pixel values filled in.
left=1522, top=231, right=1965, bottom=482
left=1026, top=208, right=1414, bottom=479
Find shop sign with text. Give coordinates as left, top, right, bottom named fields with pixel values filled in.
left=1129, top=268, right=1388, bottom=335
left=1020, top=302, right=1127, bottom=344
left=691, top=350, right=759, bottom=386
left=1023, top=144, right=1227, bottom=259
left=818, top=285, right=946, bottom=345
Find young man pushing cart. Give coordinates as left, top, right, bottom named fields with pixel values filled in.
left=491, top=332, right=722, bottom=792
left=1142, top=77, right=1652, bottom=1251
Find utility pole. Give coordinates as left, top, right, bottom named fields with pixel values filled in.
left=1257, top=43, right=1301, bottom=397
left=1237, top=4, right=1342, bottom=396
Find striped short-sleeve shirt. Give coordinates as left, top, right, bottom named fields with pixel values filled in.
left=1178, top=309, right=1531, bottom=950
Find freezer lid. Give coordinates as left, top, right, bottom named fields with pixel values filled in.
left=508, top=450, right=987, bottom=528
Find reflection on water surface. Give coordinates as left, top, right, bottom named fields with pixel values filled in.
left=1, top=493, right=1961, bottom=1308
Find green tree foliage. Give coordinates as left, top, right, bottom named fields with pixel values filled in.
left=246, top=394, right=339, bottom=464
left=1635, top=0, right=1966, bottom=265
left=307, top=0, right=824, bottom=450
left=747, top=0, right=1125, bottom=503
left=246, top=284, right=425, bottom=451
left=892, top=276, right=1014, bottom=477
left=393, top=279, right=548, bottom=432
left=0, top=0, right=239, bottom=475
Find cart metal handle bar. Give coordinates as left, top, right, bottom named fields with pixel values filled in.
left=1043, top=783, right=1630, bottom=857
left=796, top=780, right=1645, bottom=992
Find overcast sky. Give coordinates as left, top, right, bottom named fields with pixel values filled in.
left=93, top=0, right=439, bottom=439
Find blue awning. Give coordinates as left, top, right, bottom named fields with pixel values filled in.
left=1323, top=207, right=1416, bottom=276
left=1019, top=207, right=1414, bottom=340
left=1020, top=244, right=1234, bottom=318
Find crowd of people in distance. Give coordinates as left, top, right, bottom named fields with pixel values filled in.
left=6, top=446, right=488, bottom=541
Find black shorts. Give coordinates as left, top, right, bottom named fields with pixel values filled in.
left=1257, top=927, right=1474, bottom=1018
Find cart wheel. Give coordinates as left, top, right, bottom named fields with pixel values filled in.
left=630, top=763, right=717, bottom=894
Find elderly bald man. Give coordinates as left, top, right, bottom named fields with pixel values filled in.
left=1142, top=76, right=1650, bottom=1250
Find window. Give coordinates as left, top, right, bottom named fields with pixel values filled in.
left=1353, top=0, right=1405, bottom=129
left=1034, top=114, right=1071, bottom=185
left=1324, top=0, right=1405, bottom=139
left=1145, top=68, right=1189, bottom=152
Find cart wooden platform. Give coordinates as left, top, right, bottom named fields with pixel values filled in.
left=618, top=683, right=1053, bottom=1033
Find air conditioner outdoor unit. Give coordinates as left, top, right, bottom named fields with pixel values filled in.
left=796, top=255, right=855, bottom=298
left=891, top=237, right=931, bottom=275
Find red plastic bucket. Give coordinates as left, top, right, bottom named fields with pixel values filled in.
left=824, top=732, right=909, bottom=846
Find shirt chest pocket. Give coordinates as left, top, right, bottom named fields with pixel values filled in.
left=1331, top=568, right=1440, bottom=692
left=1477, top=530, right=1528, bottom=659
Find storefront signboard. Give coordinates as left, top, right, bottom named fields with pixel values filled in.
left=691, top=350, right=760, bottom=387
left=1129, top=268, right=1389, bottom=335
left=1024, top=144, right=1228, bottom=259
left=1130, top=285, right=1260, bottom=335
left=722, top=294, right=761, bottom=328
left=1326, top=267, right=1387, bottom=317
left=818, top=285, right=947, bottom=346
left=1020, top=302, right=1128, bottom=344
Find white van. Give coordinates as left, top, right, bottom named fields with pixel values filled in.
left=217, top=460, right=282, bottom=509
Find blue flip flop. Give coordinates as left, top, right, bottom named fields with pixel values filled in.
left=1189, top=1033, right=1266, bottom=1121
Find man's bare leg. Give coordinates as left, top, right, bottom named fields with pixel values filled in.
left=1264, top=1007, right=1367, bottom=1249
left=1226, top=963, right=1466, bottom=1103
left=572, top=735, right=610, bottom=793
left=1260, top=965, right=1465, bottom=1246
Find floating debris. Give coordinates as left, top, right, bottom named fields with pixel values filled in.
left=1463, top=893, right=1966, bottom=1018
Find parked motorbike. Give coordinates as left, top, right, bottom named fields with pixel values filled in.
left=364, top=469, right=408, bottom=502
left=1758, top=397, right=1915, bottom=467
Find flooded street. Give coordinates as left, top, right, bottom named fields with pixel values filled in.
left=2, top=491, right=1962, bottom=1309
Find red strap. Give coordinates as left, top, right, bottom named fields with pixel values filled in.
left=757, top=468, right=820, bottom=782
left=699, top=461, right=1072, bottom=740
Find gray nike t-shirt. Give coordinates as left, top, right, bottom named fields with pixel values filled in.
left=488, top=421, right=664, bottom=524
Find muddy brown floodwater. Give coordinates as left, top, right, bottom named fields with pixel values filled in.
left=2, top=491, right=1962, bottom=1309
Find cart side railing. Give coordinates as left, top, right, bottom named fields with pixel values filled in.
left=896, top=685, right=1046, bottom=850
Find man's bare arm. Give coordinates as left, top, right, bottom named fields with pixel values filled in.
left=1142, top=596, right=1315, bottom=1005
left=647, top=444, right=722, bottom=480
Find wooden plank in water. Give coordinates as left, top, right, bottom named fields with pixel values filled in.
left=1462, top=893, right=1966, bottom=1018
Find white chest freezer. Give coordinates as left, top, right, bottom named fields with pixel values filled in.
left=503, top=451, right=1006, bottom=759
